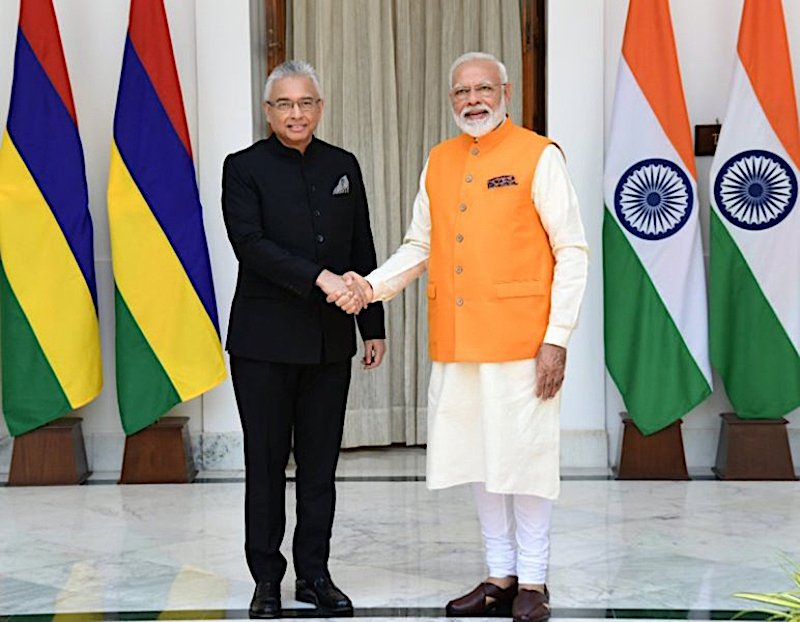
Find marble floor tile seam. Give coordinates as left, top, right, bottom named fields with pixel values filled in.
left=7, top=473, right=768, bottom=487
left=0, top=607, right=777, bottom=621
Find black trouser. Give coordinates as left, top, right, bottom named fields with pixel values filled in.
left=231, top=355, right=352, bottom=583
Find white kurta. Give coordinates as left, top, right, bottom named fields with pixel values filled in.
left=366, top=143, right=589, bottom=498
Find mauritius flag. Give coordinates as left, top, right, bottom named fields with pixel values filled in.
left=0, top=0, right=102, bottom=437
left=603, top=0, right=712, bottom=435
left=108, top=0, right=226, bottom=435
left=709, top=0, right=800, bottom=418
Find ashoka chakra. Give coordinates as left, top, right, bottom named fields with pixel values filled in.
left=614, top=158, right=693, bottom=240
left=714, top=149, right=797, bottom=230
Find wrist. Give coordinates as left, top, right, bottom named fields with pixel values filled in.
left=315, top=269, right=331, bottom=287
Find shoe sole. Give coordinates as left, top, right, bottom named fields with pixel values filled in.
left=248, top=608, right=280, bottom=619
left=295, top=588, right=353, bottom=616
left=446, top=600, right=514, bottom=617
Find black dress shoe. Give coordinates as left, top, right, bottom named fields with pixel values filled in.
left=296, top=576, right=353, bottom=614
left=249, top=581, right=281, bottom=618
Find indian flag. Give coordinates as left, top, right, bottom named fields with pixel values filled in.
left=603, top=0, right=712, bottom=435
left=709, top=0, right=800, bottom=419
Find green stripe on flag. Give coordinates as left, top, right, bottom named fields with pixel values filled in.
left=0, top=261, right=71, bottom=436
left=710, top=210, right=800, bottom=418
left=603, top=209, right=711, bottom=435
left=115, top=286, right=180, bottom=435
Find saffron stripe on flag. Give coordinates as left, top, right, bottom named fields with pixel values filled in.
left=737, top=0, right=800, bottom=168
left=0, top=131, right=101, bottom=409
left=113, top=37, right=219, bottom=331
left=603, top=0, right=711, bottom=435
left=621, top=0, right=695, bottom=177
left=7, top=29, right=97, bottom=308
left=108, top=143, right=226, bottom=402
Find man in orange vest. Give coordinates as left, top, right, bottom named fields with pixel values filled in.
left=331, top=52, right=588, bottom=622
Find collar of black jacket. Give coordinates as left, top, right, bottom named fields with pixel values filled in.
left=266, top=132, right=320, bottom=161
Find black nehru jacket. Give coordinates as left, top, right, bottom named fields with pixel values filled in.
left=222, top=134, right=385, bottom=364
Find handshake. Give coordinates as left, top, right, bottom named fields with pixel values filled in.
left=316, top=269, right=373, bottom=315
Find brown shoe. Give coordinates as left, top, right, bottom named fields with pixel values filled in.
left=445, top=578, right=518, bottom=617
left=512, top=586, right=550, bottom=622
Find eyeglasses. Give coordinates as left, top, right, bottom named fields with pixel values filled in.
left=450, top=83, right=505, bottom=101
left=267, top=98, right=320, bottom=113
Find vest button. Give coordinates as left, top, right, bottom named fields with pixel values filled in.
left=455, top=234, right=464, bottom=243
left=465, top=174, right=473, bottom=183
left=456, top=298, right=464, bottom=306
left=459, top=203, right=467, bottom=212
left=455, top=265, right=463, bottom=274
left=316, top=234, right=325, bottom=243
left=471, top=148, right=479, bottom=156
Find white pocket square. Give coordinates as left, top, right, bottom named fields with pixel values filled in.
left=332, top=175, right=350, bottom=195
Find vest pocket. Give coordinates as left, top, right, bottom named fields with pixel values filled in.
left=495, top=279, right=545, bottom=298
left=427, top=283, right=437, bottom=299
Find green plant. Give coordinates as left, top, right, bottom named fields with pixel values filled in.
left=735, top=564, right=800, bottom=622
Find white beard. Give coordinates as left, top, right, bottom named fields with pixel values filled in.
left=452, top=98, right=507, bottom=137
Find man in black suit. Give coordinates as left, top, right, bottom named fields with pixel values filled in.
left=222, top=60, right=385, bottom=618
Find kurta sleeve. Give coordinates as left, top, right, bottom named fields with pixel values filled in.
left=533, top=144, right=590, bottom=348
left=348, top=154, right=386, bottom=340
left=365, top=160, right=431, bottom=301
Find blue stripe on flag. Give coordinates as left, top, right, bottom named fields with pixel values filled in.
left=113, top=36, right=219, bottom=332
left=7, top=28, right=97, bottom=309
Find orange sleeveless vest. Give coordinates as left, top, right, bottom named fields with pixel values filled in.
left=425, top=119, right=555, bottom=362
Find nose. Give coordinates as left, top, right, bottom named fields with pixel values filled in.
left=466, top=87, right=482, bottom=106
left=289, top=102, right=304, bottom=118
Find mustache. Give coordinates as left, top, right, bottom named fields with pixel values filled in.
left=460, top=105, right=491, bottom=120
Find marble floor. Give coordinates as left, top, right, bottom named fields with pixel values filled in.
left=1, top=448, right=799, bottom=621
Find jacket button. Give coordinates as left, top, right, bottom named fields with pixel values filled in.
left=465, top=174, right=473, bottom=183
left=455, top=265, right=463, bottom=274
left=471, top=148, right=479, bottom=155
left=314, top=210, right=321, bottom=217
left=456, top=298, right=464, bottom=306
left=310, top=184, right=316, bottom=193
left=316, top=234, right=325, bottom=243
left=459, top=203, right=467, bottom=212
left=455, top=233, right=464, bottom=243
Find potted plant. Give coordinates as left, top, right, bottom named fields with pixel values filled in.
left=736, top=564, right=800, bottom=622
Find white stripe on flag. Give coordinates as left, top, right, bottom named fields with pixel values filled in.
left=604, top=60, right=712, bottom=385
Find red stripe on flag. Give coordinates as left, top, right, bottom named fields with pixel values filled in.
left=738, top=0, right=800, bottom=169
left=18, top=0, right=77, bottom=126
left=127, top=0, right=193, bottom=157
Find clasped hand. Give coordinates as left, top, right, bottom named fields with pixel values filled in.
left=316, top=269, right=373, bottom=315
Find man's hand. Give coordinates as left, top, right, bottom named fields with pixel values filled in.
left=327, top=271, right=373, bottom=315
left=317, top=269, right=366, bottom=313
left=535, top=343, right=567, bottom=400
left=362, top=339, right=386, bottom=370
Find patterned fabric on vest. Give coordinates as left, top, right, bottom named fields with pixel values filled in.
left=425, top=119, right=554, bottom=362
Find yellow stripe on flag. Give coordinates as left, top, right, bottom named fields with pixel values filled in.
left=107, top=142, right=225, bottom=400
left=0, top=131, right=102, bottom=407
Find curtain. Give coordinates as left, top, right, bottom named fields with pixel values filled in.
left=288, top=0, right=523, bottom=446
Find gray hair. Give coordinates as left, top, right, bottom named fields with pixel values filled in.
left=263, top=60, right=322, bottom=102
left=448, top=52, right=508, bottom=87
